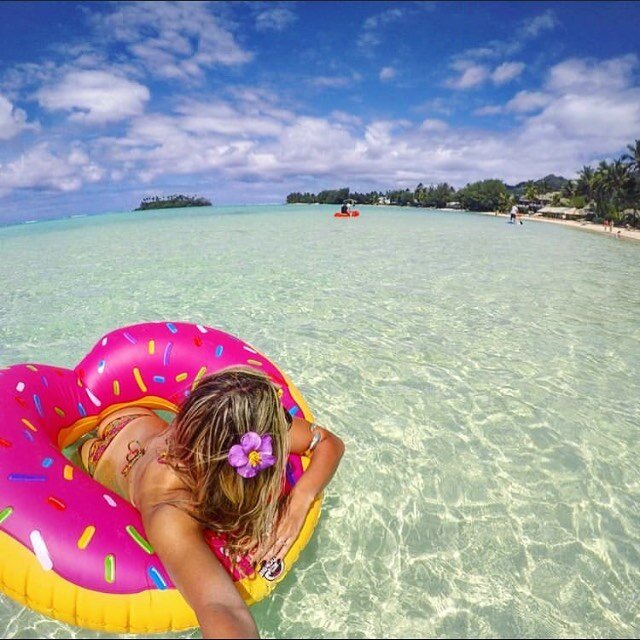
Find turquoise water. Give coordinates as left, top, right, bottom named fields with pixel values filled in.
left=1, top=205, right=639, bottom=638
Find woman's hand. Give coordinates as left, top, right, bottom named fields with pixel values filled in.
left=254, top=488, right=313, bottom=565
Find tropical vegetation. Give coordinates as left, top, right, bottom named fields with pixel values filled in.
left=286, top=139, right=640, bottom=227
left=135, top=194, right=212, bottom=210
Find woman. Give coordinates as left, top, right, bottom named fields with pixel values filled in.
left=80, top=366, right=345, bottom=638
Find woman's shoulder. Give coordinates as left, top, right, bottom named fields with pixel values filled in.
left=134, top=446, right=189, bottom=512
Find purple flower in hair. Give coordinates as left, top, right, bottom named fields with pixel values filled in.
left=228, top=432, right=276, bottom=478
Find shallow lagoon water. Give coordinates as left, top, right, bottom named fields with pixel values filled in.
left=1, top=204, right=639, bottom=638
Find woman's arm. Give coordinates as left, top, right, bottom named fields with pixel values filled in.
left=256, top=416, right=345, bottom=564
left=142, top=503, right=259, bottom=639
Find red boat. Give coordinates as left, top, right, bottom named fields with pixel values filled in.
left=334, top=210, right=360, bottom=218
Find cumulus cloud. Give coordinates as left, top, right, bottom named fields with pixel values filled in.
left=0, top=94, right=38, bottom=139
left=90, top=1, right=252, bottom=80
left=546, top=54, right=638, bottom=92
left=36, top=70, right=150, bottom=124
left=529, top=56, right=640, bottom=144
left=3, top=62, right=638, bottom=200
left=81, top=53, right=637, bottom=193
left=0, top=143, right=103, bottom=192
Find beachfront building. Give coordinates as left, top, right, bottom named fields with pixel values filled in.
left=537, top=206, right=587, bottom=221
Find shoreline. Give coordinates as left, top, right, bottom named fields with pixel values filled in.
left=474, top=210, right=640, bottom=243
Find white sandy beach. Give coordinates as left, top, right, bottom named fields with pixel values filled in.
left=484, top=211, right=640, bottom=242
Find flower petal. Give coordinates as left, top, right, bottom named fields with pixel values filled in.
left=241, top=431, right=262, bottom=452
left=257, top=434, right=273, bottom=455
left=256, top=453, right=276, bottom=470
left=228, top=444, right=248, bottom=468
left=237, top=462, right=258, bottom=478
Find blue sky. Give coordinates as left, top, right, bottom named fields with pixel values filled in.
left=0, top=1, right=639, bottom=224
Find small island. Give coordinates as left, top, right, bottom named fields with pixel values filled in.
left=134, top=194, right=212, bottom=211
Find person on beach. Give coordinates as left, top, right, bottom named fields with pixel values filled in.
left=80, top=366, right=345, bottom=638
left=510, top=204, right=518, bottom=223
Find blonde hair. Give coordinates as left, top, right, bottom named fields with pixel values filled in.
left=166, top=366, right=290, bottom=563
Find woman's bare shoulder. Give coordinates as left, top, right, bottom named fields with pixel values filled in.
left=133, top=452, right=189, bottom=514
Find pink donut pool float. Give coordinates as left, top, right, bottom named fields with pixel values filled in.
left=0, top=322, right=321, bottom=632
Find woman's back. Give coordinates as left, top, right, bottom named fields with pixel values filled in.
left=81, top=408, right=185, bottom=507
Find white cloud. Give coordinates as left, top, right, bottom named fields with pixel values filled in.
left=360, top=3, right=434, bottom=50
left=330, top=111, right=362, bottom=127
left=524, top=91, right=640, bottom=143
left=363, top=7, right=408, bottom=32
left=506, top=90, right=551, bottom=113
left=175, top=101, right=288, bottom=138
left=379, top=67, right=397, bottom=82
left=37, top=70, right=150, bottom=124
left=0, top=94, right=37, bottom=139
left=491, top=62, right=525, bottom=85
left=0, top=143, right=103, bottom=192
left=447, top=62, right=489, bottom=89
left=522, top=10, right=559, bottom=38
left=2, top=18, right=638, bottom=208
left=90, top=55, right=635, bottom=191
left=448, top=59, right=524, bottom=90
left=90, top=1, right=252, bottom=80
left=452, top=10, right=560, bottom=64
left=546, top=54, right=638, bottom=92
left=419, top=118, right=448, bottom=132
left=254, top=5, right=297, bottom=31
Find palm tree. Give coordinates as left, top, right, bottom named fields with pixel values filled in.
left=591, top=161, right=613, bottom=220
left=621, top=140, right=640, bottom=226
left=576, top=165, right=595, bottom=202
left=622, top=139, right=640, bottom=174
left=608, top=160, right=632, bottom=219
left=498, top=191, right=512, bottom=214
